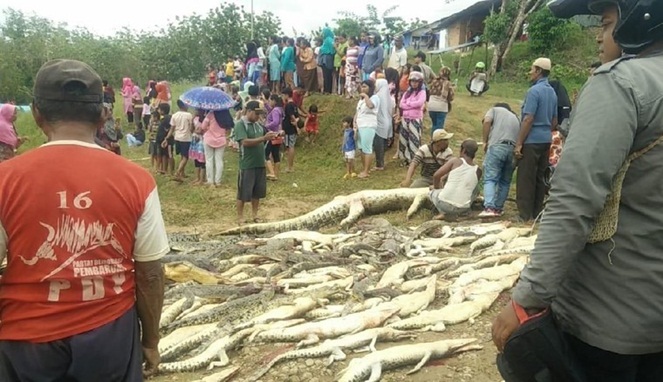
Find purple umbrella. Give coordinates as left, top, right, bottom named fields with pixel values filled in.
left=179, top=86, right=237, bottom=111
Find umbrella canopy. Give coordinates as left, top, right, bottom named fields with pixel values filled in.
left=179, top=86, right=236, bottom=111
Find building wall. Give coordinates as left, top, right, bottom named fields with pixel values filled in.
left=445, top=16, right=487, bottom=47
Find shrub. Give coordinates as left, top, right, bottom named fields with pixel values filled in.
left=527, top=7, right=583, bottom=54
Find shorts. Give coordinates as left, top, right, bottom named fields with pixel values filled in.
left=265, top=141, right=281, bottom=163
left=344, top=151, right=355, bottom=160
left=148, top=141, right=158, bottom=156
left=194, top=160, right=206, bottom=169
left=0, top=307, right=142, bottom=382
left=175, top=141, right=191, bottom=158
left=158, top=142, right=173, bottom=158
left=285, top=134, right=297, bottom=148
left=305, top=124, right=319, bottom=134
left=237, top=168, right=267, bottom=202
left=357, top=127, right=376, bottom=154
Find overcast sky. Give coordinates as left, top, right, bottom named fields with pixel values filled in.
left=0, top=0, right=481, bottom=37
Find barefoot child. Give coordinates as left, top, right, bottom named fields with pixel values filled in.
left=341, top=116, right=357, bottom=179
left=148, top=112, right=160, bottom=171
left=156, top=103, right=174, bottom=175
left=190, top=110, right=207, bottom=185
left=304, top=104, right=320, bottom=143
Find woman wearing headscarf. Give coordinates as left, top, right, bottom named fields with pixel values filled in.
left=373, top=78, right=393, bottom=171
left=398, top=71, right=427, bottom=165
left=245, top=41, right=260, bottom=85
left=427, top=66, right=455, bottom=134
left=0, top=104, right=24, bottom=162
left=268, top=36, right=282, bottom=94
left=155, top=81, right=170, bottom=105
left=319, top=26, right=336, bottom=94
left=131, top=85, right=143, bottom=129
left=121, top=77, right=134, bottom=123
left=298, top=39, right=317, bottom=95
left=281, top=38, right=297, bottom=91
left=360, top=32, right=384, bottom=81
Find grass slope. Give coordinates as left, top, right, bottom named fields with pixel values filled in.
left=15, top=81, right=528, bottom=233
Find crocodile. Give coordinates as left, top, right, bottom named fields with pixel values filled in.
left=160, top=297, right=194, bottom=329
left=451, top=257, right=528, bottom=289
left=250, top=304, right=401, bottom=348
left=446, top=253, right=527, bottom=278
left=468, top=227, right=532, bottom=255
left=375, top=258, right=440, bottom=289
left=158, top=320, right=305, bottom=373
left=159, top=323, right=217, bottom=358
left=381, top=275, right=437, bottom=317
left=337, top=338, right=482, bottom=382
left=448, top=275, right=518, bottom=304
left=164, top=260, right=226, bottom=284
left=215, top=188, right=431, bottom=235
left=245, top=327, right=416, bottom=382
left=163, top=284, right=263, bottom=303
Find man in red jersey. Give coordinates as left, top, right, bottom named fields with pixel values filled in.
left=0, top=59, right=170, bottom=381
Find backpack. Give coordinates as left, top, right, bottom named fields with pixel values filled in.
left=549, top=80, right=572, bottom=125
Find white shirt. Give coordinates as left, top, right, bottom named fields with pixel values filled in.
left=470, top=73, right=488, bottom=93
left=171, top=111, right=194, bottom=142
left=388, top=47, right=408, bottom=70
left=435, top=158, right=478, bottom=208
left=355, top=95, right=381, bottom=129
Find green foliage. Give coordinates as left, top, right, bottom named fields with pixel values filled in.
left=483, top=0, right=519, bottom=45
left=334, top=18, right=364, bottom=39
left=527, top=7, right=584, bottom=54
left=335, top=4, right=425, bottom=38
left=0, top=4, right=281, bottom=104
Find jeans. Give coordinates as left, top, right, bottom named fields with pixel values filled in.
left=483, top=143, right=515, bottom=210
left=126, top=134, right=143, bottom=147
left=516, top=143, right=551, bottom=221
left=373, top=135, right=387, bottom=168
left=429, top=111, right=448, bottom=134
left=204, top=144, right=225, bottom=185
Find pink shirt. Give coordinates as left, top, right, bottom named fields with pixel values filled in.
left=399, top=89, right=427, bottom=120
left=201, top=113, right=227, bottom=148
left=0, top=105, right=18, bottom=148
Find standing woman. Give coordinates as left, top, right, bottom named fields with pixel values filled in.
left=201, top=109, right=232, bottom=187
left=121, top=77, right=134, bottom=123
left=361, top=32, right=385, bottom=81
left=0, top=104, right=25, bottom=162
left=319, top=27, right=336, bottom=95
left=295, top=37, right=305, bottom=88
left=427, top=66, right=455, bottom=134
left=298, top=40, right=318, bottom=96
left=383, top=67, right=400, bottom=149
left=256, top=41, right=266, bottom=86
left=354, top=80, right=380, bottom=179
left=281, top=38, right=296, bottom=91
left=268, top=36, right=282, bottom=94
left=131, top=85, right=143, bottom=129
left=344, top=36, right=360, bottom=99
left=264, top=94, right=285, bottom=180
left=398, top=71, right=427, bottom=165
left=245, top=41, right=260, bottom=85
left=373, top=78, right=393, bottom=171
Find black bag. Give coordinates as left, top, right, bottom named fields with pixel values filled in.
left=497, top=307, right=587, bottom=382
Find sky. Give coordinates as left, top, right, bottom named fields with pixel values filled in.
left=0, top=0, right=481, bottom=37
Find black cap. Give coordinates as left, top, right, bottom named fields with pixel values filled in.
left=33, top=59, right=104, bottom=103
left=245, top=100, right=265, bottom=113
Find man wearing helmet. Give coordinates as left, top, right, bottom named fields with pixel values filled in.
left=493, top=0, right=663, bottom=381
left=467, top=62, right=489, bottom=96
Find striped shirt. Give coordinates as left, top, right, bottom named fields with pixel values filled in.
left=413, top=145, right=453, bottom=178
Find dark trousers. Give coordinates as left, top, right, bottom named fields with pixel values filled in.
left=516, top=143, right=550, bottom=221
left=567, top=334, right=663, bottom=382
left=0, top=307, right=142, bottom=382
left=322, top=67, right=334, bottom=94
left=373, top=135, right=387, bottom=168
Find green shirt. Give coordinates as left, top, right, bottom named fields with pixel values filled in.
left=334, top=42, right=348, bottom=68
left=234, top=118, right=266, bottom=170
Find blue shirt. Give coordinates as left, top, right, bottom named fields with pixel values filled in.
left=522, top=78, right=558, bottom=144
left=343, top=128, right=356, bottom=152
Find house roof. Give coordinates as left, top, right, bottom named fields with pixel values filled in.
left=400, top=0, right=502, bottom=36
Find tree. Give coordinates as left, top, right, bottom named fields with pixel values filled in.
left=336, top=4, right=406, bottom=38
left=334, top=18, right=364, bottom=39
left=527, top=6, right=582, bottom=53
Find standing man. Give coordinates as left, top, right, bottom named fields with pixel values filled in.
left=514, top=57, right=558, bottom=222
left=401, top=129, right=453, bottom=188
left=479, top=103, right=521, bottom=217
left=413, top=51, right=434, bottom=84
left=388, top=36, right=408, bottom=72
left=234, top=101, right=278, bottom=225
left=0, top=59, right=169, bottom=380
left=163, top=99, right=194, bottom=182
left=493, top=1, right=663, bottom=380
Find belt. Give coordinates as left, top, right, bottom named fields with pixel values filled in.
left=498, top=140, right=515, bottom=146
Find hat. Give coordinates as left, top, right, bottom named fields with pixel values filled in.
left=245, top=100, right=265, bottom=114
left=432, top=129, right=453, bottom=142
left=33, top=59, right=103, bottom=103
left=475, top=61, right=486, bottom=69
left=408, top=71, right=424, bottom=82
left=533, top=57, right=552, bottom=71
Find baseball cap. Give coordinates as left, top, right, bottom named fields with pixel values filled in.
left=245, top=100, right=265, bottom=114
left=33, top=59, right=103, bottom=103
left=432, top=129, right=454, bottom=142
left=533, top=57, right=552, bottom=71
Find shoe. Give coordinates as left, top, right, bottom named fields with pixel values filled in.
left=351, top=172, right=357, bottom=178
left=478, top=209, right=499, bottom=217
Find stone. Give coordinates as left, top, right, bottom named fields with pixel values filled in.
left=304, top=359, right=315, bottom=367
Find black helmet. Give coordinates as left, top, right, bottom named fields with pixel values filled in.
left=547, top=0, right=663, bottom=54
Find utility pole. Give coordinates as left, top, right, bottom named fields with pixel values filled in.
left=251, top=0, right=255, bottom=40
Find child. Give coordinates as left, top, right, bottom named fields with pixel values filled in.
left=148, top=112, right=160, bottom=171
left=142, top=96, right=151, bottom=128
left=225, top=59, right=235, bottom=82
left=304, top=104, right=320, bottom=143
left=190, top=111, right=207, bottom=185
left=265, top=94, right=285, bottom=180
left=126, top=122, right=145, bottom=147
left=341, top=116, right=357, bottom=179
left=156, top=103, right=174, bottom=175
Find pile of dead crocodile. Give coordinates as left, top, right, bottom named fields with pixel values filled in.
left=159, top=219, right=535, bottom=382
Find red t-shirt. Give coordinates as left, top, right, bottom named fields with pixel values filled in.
left=0, top=141, right=170, bottom=342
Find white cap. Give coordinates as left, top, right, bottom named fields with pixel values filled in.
left=533, top=57, right=552, bottom=71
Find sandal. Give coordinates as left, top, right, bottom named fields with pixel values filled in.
left=253, top=218, right=265, bottom=223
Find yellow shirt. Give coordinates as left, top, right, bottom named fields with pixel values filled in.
left=225, top=62, right=234, bottom=77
